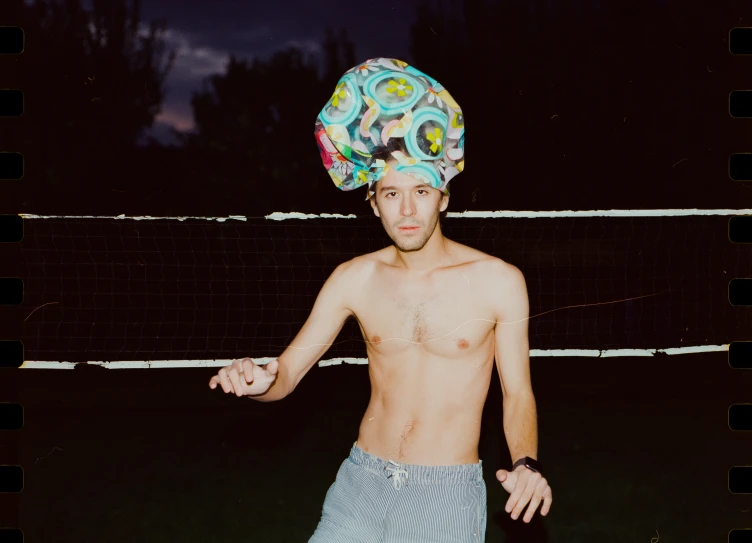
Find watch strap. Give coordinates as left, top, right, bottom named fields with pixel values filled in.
left=512, top=456, right=541, bottom=473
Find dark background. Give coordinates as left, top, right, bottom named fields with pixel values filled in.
left=1, top=0, right=752, bottom=541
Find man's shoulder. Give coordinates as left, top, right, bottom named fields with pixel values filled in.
left=334, top=253, right=378, bottom=287
left=475, top=254, right=525, bottom=292
left=483, top=256, right=523, bottom=277
left=445, top=240, right=510, bottom=269
left=346, top=247, right=390, bottom=272
left=345, top=251, right=382, bottom=271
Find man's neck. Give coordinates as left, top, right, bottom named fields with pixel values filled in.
left=392, top=230, right=454, bottom=273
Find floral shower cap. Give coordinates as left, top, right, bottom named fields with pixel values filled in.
left=314, top=57, right=465, bottom=200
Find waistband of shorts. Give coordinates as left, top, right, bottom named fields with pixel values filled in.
left=348, top=441, right=484, bottom=485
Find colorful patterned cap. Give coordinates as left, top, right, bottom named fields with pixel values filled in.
left=314, top=58, right=465, bottom=200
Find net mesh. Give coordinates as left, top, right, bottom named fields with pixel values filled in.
left=15, top=213, right=747, bottom=365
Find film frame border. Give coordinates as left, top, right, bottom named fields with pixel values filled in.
left=728, top=24, right=752, bottom=543
left=0, top=23, right=25, bottom=543
left=0, top=19, right=751, bottom=543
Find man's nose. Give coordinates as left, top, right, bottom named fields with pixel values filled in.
left=401, top=198, right=416, bottom=215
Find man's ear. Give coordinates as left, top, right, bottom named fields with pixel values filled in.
left=370, top=195, right=380, bottom=217
left=439, top=193, right=449, bottom=212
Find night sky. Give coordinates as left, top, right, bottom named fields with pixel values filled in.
left=82, top=0, right=443, bottom=144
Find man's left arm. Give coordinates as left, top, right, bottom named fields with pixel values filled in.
left=490, top=260, right=552, bottom=523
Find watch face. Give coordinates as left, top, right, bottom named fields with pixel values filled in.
left=526, top=458, right=542, bottom=472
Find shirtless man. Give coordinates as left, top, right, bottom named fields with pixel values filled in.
left=209, top=58, right=552, bottom=541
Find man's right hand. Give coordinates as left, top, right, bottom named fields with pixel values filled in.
left=209, top=358, right=279, bottom=398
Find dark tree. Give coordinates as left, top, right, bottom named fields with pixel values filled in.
left=1, top=0, right=175, bottom=196
left=178, top=30, right=358, bottom=211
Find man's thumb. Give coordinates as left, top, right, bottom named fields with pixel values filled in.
left=266, top=359, right=279, bottom=375
left=496, top=469, right=508, bottom=481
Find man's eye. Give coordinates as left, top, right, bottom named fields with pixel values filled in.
left=386, top=190, right=427, bottom=197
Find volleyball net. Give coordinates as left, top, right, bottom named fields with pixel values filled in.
left=15, top=209, right=747, bottom=369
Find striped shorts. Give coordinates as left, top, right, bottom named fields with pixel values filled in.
left=308, top=441, right=487, bottom=543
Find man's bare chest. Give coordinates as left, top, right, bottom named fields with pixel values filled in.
left=351, top=266, right=496, bottom=358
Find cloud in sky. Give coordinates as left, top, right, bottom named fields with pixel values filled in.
left=38, top=0, right=424, bottom=145
left=162, top=27, right=232, bottom=77
left=151, top=26, right=235, bottom=137
left=283, top=39, right=322, bottom=56
left=130, top=0, right=427, bottom=145
left=147, top=25, right=323, bottom=141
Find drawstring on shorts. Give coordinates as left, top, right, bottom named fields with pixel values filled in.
left=385, top=459, right=409, bottom=490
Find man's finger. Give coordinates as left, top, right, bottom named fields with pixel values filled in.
left=512, top=474, right=541, bottom=520
left=540, top=488, right=553, bottom=516
left=228, top=368, right=246, bottom=397
left=209, top=375, right=218, bottom=389
left=522, top=491, right=544, bottom=523
left=219, top=368, right=233, bottom=394
left=511, top=488, right=533, bottom=520
left=505, top=493, right=520, bottom=514
left=505, top=472, right=524, bottom=512
left=242, top=359, right=255, bottom=383
left=512, top=473, right=537, bottom=520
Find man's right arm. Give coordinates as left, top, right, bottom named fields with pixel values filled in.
left=249, top=258, right=358, bottom=402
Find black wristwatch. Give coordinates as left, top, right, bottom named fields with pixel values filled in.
left=512, top=456, right=542, bottom=474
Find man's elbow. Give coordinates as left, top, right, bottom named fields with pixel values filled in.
left=502, top=387, right=536, bottom=403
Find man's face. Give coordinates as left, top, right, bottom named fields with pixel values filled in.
left=369, top=165, right=448, bottom=253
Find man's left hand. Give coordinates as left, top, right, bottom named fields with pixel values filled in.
left=496, top=466, right=552, bottom=523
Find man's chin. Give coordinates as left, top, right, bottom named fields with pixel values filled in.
left=394, top=240, right=425, bottom=253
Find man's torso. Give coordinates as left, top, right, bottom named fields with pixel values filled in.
left=347, top=240, right=505, bottom=465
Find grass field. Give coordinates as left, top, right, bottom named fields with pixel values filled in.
left=3, top=352, right=750, bottom=542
